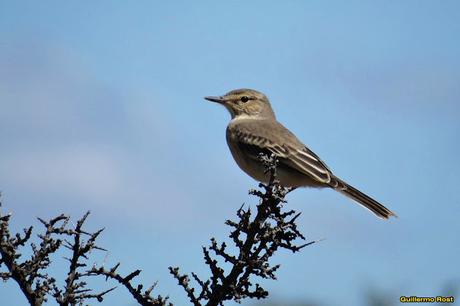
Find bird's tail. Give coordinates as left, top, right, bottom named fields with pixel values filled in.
left=330, top=177, right=397, bottom=219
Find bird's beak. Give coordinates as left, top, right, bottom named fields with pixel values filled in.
left=204, top=96, right=225, bottom=104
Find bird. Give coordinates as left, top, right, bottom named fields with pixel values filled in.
left=205, top=88, right=397, bottom=219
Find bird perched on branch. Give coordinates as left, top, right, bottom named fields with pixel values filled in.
left=205, top=88, right=396, bottom=219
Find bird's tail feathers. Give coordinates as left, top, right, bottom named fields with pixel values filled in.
left=330, top=177, right=397, bottom=220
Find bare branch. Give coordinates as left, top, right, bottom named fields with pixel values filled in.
left=170, top=154, right=315, bottom=306
left=0, top=207, right=169, bottom=306
left=1, top=153, right=313, bottom=306
left=87, top=264, right=171, bottom=306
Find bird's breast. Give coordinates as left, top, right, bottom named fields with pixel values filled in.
left=226, top=127, right=268, bottom=183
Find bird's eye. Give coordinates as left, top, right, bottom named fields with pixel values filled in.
left=240, top=96, right=249, bottom=103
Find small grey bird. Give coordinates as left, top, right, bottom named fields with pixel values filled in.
left=205, top=88, right=396, bottom=219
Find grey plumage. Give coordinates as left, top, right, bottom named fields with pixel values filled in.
left=206, top=88, right=397, bottom=219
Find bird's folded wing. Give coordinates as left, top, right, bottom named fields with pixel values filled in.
left=284, top=144, right=332, bottom=183
left=234, top=132, right=332, bottom=184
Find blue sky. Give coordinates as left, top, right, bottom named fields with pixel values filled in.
left=1, top=1, right=459, bottom=305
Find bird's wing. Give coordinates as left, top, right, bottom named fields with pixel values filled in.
left=229, top=120, right=333, bottom=184
left=284, top=144, right=332, bottom=183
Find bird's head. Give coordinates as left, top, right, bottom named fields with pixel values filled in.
left=205, top=88, right=275, bottom=119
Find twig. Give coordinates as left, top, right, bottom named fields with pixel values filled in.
left=170, top=154, right=314, bottom=306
